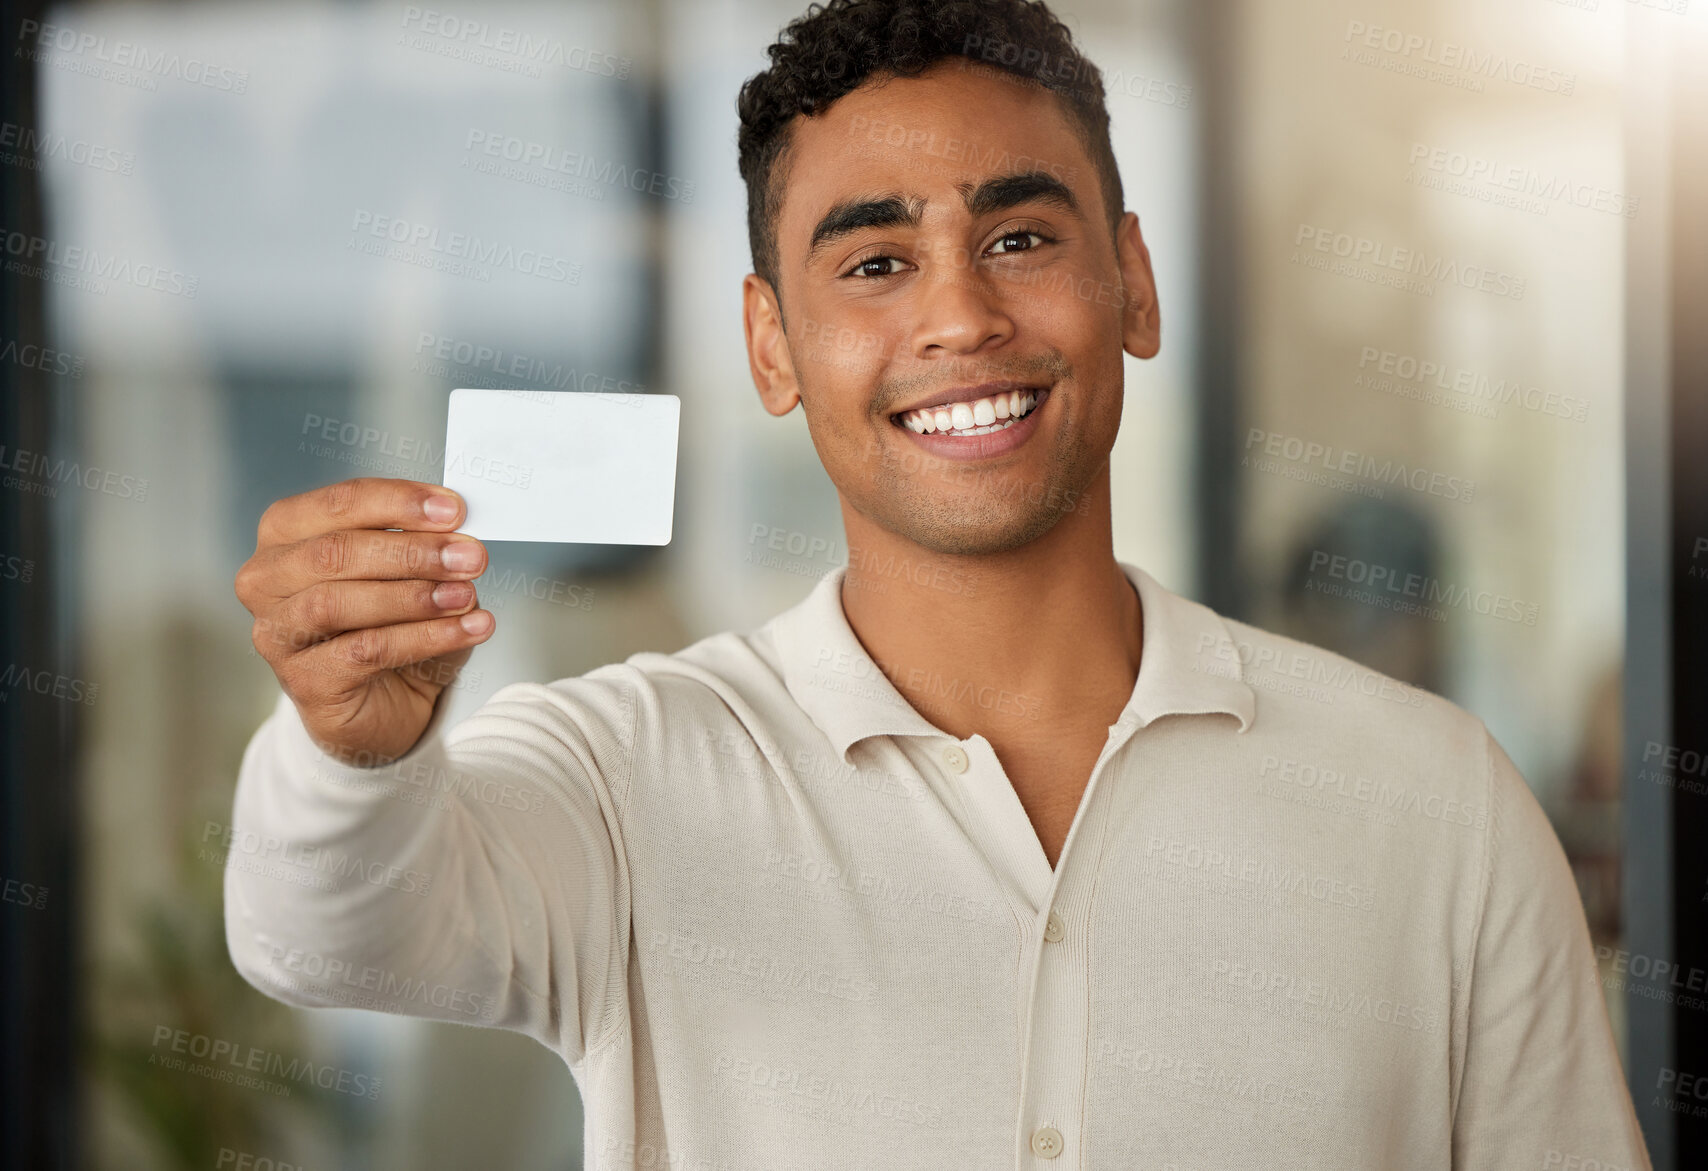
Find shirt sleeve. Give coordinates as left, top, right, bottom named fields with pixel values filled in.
left=222, top=670, right=636, bottom=1066
left=1451, top=725, right=1652, bottom=1170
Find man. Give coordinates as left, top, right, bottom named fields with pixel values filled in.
left=227, top=1, right=1650, bottom=1167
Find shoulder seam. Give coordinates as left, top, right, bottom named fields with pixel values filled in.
left=1450, top=720, right=1500, bottom=1131
left=580, top=668, right=639, bottom=1064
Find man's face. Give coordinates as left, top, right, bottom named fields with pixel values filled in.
left=743, top=58, right=1160, bottom=556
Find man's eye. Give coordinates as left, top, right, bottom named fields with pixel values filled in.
left=846, top=255, right=905, bottom=278
left=989, top=231, right=1048, bottom=254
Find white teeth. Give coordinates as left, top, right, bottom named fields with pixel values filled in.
left=897, top=389, right=1043, bottom=436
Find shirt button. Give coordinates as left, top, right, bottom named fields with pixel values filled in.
left=1030, top=1125, right=1064, bottom=1158
left=1043, top=910, right=1065, bottom=943
left=941, top=744, right=969, bottom=774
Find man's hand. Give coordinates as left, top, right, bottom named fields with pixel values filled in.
left=235, top=477, right=495, bottom=765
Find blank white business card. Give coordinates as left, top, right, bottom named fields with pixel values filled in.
left=442, top=388, right=679, bottom=544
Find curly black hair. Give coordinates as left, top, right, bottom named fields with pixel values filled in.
left=736, top=0, right=1123, bottom=307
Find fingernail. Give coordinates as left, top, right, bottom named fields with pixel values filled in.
left=441, top=542, right=483, bottom=572
left=424, top=495, right=460, bottom=523
left=432, top=582, right=471, bottom=609
left=461, top=610, right=492, bottom=634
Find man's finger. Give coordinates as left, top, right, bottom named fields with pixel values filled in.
left=257, top=478, right=464, bottom=548
left=256, top=580, right=479, bottom=654
left=260, top=530, right=487, bottom=597
left=288, top=610, right=495, bottom=688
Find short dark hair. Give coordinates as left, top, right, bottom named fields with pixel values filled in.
left=736, top=0, right=1124, bottom=306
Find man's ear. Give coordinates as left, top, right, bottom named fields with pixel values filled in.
left=743, top=273, right=801, bottom=416
left=1115, top=212, right=1161, bottom=360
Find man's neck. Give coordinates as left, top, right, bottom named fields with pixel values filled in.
left=836, top=470, right=1144, bottom=742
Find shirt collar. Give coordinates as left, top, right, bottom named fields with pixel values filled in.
left=768, top=560, right=1255, bottom=764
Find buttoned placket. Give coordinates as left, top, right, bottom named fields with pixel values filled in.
left=928, top=716, right=1143, bottom=1168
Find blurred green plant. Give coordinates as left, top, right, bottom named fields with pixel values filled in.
left=89, top=810, right=336, bottom=1169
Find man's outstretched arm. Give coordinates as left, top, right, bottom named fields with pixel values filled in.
left=225, top=476, right=633, bottom=1064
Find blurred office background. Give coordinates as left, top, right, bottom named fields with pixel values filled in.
left=1, top=0, right=1704, bottom=1166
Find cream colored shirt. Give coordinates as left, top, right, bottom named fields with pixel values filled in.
left=224, top=561, right=1650, bottom=1170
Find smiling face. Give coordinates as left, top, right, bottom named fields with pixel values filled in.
left=743, top=58, right=1161, bottom=557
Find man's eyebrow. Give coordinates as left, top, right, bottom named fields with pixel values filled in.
left=806, top=194, right=923, bottom=266
left=803, top=170, right=1082, bottom=268
left=959, top=170, right=1082, bottom=222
